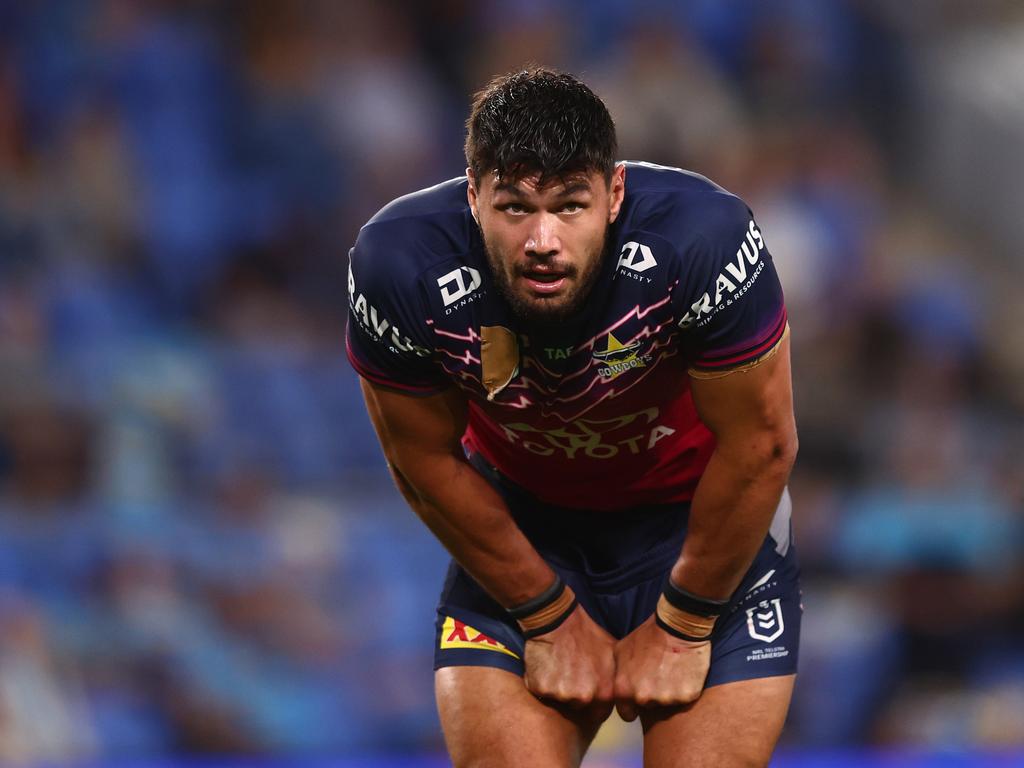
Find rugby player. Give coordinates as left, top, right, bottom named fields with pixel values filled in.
left=347, top=68, right=800, bottom=767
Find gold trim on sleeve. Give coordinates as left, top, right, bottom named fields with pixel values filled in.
left=688, top=323, right=790, bottom=380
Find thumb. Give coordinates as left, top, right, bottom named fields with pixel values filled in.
left=616, top=698, right=638, bottom=723
left=614, top=672, right=637, bottom=722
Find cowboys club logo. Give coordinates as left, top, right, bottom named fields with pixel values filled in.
left=746, top=598, right=784, bottom=643
left=592, top=332, right=651, bottom=380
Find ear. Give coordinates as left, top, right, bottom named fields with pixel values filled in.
left=607, top=163, right=626, bottom=224
left=466, top=168, right=480, bottom=224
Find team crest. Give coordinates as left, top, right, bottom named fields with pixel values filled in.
left=592, top=333, right=651, bottom=380
left=746, top=598, right=785, bottom=643
left=440, top=616, right=519, bottom=658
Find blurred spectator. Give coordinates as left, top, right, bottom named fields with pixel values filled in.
left=0, top=0, right=1021, bottom=760
left=0, top=597, right=97, bottom=762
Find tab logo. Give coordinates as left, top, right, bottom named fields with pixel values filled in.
left=746, top=598, right=785, bottom=643
left=617, top=241, right=657, bottom=273
left=438, top=266, right=482, bottom=307
left=440, top=616, right=519, bottom=658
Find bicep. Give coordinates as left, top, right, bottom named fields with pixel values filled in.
left=360, top=378, right=467, bottom=472
left=689, top=333, right=796, bottom=451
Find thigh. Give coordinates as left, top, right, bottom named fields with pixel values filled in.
left=640, top=674, right=796, bottom=768
left=436, top=666, right=603, bottom=768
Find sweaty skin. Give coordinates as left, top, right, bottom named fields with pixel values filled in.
left=466, top=165, right=625, bottom=325
left=613, top=335, right=797, bottom=721
left=361, top=378, right=617, bottom=714
left=357, top=165, right=798, bottom=766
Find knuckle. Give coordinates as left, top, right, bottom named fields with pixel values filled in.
left=576, top=682, right=599, bottom=704
left=528, top=678, right=556, bottom=699
left=656, top=692, right=680, bottom=707
left=680, top=686, right=701, bottom=703
left=556, top=685, right=581, bottom=703
left=613, top=674, right=630, bottom=695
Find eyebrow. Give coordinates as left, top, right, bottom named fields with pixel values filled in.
left=493, top=181, right=525, bottom=197
left=558, top=182, right=593, bottom=196
left=493, top=180, right=593, bottom=197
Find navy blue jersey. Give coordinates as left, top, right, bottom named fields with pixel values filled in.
left=347, top=162, right=787, bottom=509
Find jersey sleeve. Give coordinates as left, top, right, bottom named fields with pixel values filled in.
left=673, top=194, right=787, bottom=374
left=345, top=223, right=449, bottom=395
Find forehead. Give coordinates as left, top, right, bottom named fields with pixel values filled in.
left=486, top=169, right=601, bottom=197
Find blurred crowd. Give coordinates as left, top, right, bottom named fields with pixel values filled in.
left=0, top=0, right=1022, bottom=761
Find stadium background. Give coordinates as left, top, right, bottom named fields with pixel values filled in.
left=1, top=0, right=1022, bottom=765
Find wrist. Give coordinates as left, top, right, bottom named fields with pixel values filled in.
left=508, top=574, right=578, bottom=639
left=655, top=579, right=728, bottom=642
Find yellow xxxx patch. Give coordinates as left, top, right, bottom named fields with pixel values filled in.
left=440, top=616, right=519, bottom=658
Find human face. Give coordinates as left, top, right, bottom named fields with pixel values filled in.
left=467, top=164, right=625, bottom=326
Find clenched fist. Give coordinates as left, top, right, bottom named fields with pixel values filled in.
left=524, top=605, right=616, bottom=719
left=613, top=615, right=712, bottom=721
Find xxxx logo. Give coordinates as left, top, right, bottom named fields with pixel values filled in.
left=440, top=616, right=519, bottom=658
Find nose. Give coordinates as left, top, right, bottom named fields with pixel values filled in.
left=525, top=213, right=560, bottom=259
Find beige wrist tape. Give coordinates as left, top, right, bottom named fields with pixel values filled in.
left=516, top=584, right=577, bottom=636
left=656, top=594, right=717, bottom=640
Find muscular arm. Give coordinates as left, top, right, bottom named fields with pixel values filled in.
left=670, top=334, right=798, bottom=600
left=359, top=379, right=556, bottom=607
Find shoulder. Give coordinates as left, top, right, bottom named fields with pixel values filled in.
left=353, top=176, right=476, bottom=275
left=349, top=176, right=480, bottom=306
left=618, top=161, right=753, bottom=252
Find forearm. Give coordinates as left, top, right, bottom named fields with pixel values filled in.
left=669, top=436, right=795, bottom=600
left=360, top=380, right=555, bottom=608
left=389, top=451, right=556, bottom=607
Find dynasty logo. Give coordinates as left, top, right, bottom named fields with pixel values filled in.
left=592, top=333, right=652, bottom=380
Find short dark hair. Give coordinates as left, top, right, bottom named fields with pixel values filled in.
left=464, top=67, right=617, bottom=186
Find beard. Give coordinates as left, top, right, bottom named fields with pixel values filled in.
left=482, top=225, right=611, bottom=331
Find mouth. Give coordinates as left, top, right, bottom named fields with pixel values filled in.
left=520, top=267, right=570, bottom=296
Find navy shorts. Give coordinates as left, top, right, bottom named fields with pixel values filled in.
left=434, top=454, right=802, bottom=688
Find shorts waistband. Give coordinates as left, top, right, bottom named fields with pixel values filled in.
left=467, top=449, right=690, bottom=586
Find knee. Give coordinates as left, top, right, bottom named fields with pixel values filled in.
left=446, top=734, right=580, bottom=768
left=686, top=751, right=770, bottom=768
left=450, top=753, right=571, bottom=768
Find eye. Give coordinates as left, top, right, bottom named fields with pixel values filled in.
left=499, top=203, right=528, bottom=215
left=560, top=202, right=585, bottom=214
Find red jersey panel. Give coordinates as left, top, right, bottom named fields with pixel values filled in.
left=346, top=163, right=787, bottom=510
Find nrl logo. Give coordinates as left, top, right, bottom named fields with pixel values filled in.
left=746, top=598, right=785, bottom=643
left=592, top=333, right=651, bottom=380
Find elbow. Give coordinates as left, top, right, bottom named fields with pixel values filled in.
left=766, top=426, right=798, bottom=477
left=724, top=424, right=797, bottom=479
left=716, top=428, right=794, bottom=481
left=387, top=449, right=467, bottom=509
